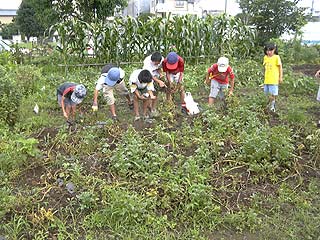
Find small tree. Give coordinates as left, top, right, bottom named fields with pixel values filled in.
left=53, top=0, right=128, bottom=23
left=16, top=1, right=41, bottom=39
left=0, top=22, right=19, bottom=39
left=15, top=0, right=59, bottom=39
left=237, top=0, right=308, bottom=45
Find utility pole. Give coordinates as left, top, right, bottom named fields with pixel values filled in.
left=133, top=0, right=141, bottom=17
left=224, top=0, right=227, bottom=14
left=311, top=0, right=314, bottom=15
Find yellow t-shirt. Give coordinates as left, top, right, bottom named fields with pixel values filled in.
left=263, top=55, right=281, bottom=84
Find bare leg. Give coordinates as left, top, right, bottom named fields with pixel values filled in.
left=125, top=94, right=132, bottom=104
left=166, top=90, right=172, bottom=102
left=143, top=99, right=151, bottom=117
left=208, top=97, right=215, bottom=105
left=151, top=97, right=157, bottom=111
left=269, top=95, right=276, bottom=110
left=65, top=105, right=71, bottom=120
left=109, top=104, right=116, bottom=117
left=180, top=90, right=185, bottom=104
left=133, top=95, right=140, bottom=117
left=70, top=105, right=76, bottom=121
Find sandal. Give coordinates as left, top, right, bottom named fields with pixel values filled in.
left=128, top=102, right=134, bottom=110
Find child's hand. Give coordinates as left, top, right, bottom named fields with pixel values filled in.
left=228, top=90, right=233, bottom=96
left=279, top=77, right=283, bottom=84
left=150, top=95, right=156, bottom=100
left=63, top=112, right=68, bottom=119
left=158, top=80, right=166, bottom=88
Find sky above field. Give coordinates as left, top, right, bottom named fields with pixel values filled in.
left=0, top=0, right=21, bottom=9
left=0, top=0, right=318, bottom=11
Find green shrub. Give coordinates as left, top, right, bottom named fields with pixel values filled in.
left=236, top=125, right=294, bottom=175
left=234, top=59, right=263, bottom=87
left=10, top=65, right=42, bottom=96
left=0, top=130, right=40, bottom=173
left=282, top=71, right=317, bottom=95
left=0, top=76, right=22, bottom=126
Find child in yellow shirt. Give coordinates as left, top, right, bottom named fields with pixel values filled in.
left=263, top=43, right=283, bottom=112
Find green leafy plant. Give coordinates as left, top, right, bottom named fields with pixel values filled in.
left=0, top=76, right=22, bottom=126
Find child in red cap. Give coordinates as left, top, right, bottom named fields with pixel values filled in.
left=162, top=51, right=186, bottom=110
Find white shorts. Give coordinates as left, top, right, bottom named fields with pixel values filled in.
left=168, top=72, right=181, bottom=83
left=102, top=80, right=130, bottom=105
left=209, top=79, right=228, bottom=99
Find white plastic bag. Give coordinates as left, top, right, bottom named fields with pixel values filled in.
left=184, top=92, right=200, bottom=115
left=33, top=104, right=39, bottom=114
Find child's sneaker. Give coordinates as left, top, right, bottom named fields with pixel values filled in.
left=66, top=120, right=73, bottom=126
left=111, top=115, right=119, bottom=122
left=150, top=110, right=159, bottom=117
left=181, top=103, right=188, bottom=114
left=143, top=115, right=153, bottom=123
left=270, top=106, right=276, bottom=112
left=128, top=102, right=134, bottom=110
left=134, top=116, right=141, bottom=121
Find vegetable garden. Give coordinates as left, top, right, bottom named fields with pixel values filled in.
left=1, top=14, right=320, bottom=239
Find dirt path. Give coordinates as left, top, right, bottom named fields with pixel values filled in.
left=291, top=64, right=319, bottom=77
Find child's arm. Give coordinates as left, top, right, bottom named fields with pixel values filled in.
left=205, top=72, right=210, bottom=85
left=146, top=81, right=156, bottom=99
left=165, top=71, right=171, bottom=88
left=279, top=63, right=283, bottom=84
left=148, top=90, right=156, bottom=99
left=178, top=72, right=184, bottom=83
left=158, top=68, right=164, bottom=79
left=92, top=89, right=99, bottom=111
left=61, top=95, right=68, bottom=119
left=229, top=77, right=234, bottom=96
left=153, top=76, right=166, bottom=88
left=134, top=89, right=146, bottom=100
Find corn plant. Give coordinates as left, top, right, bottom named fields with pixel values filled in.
left=47, top=14, right=256, bottom=64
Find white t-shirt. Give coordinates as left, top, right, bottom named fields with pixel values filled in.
left=95, top=74, right=108, bottom=91
left=129, top=69, right=155, bottom=93
left=143, top=55, right=163, bottom=77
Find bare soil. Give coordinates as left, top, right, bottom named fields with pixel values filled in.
left=291, top=64, right=319, bottom=77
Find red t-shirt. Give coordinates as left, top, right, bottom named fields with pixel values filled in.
left=207, top=63, right=234, bottom=84
left=163, top=56, right=184, bottom=74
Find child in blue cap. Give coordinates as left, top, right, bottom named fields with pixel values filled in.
left=92, top=65, right=132, bottom=121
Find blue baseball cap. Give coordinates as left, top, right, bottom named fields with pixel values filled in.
left=105, top=67, right=120, bottom=86
left=166, top=52, right=179, bottom=70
